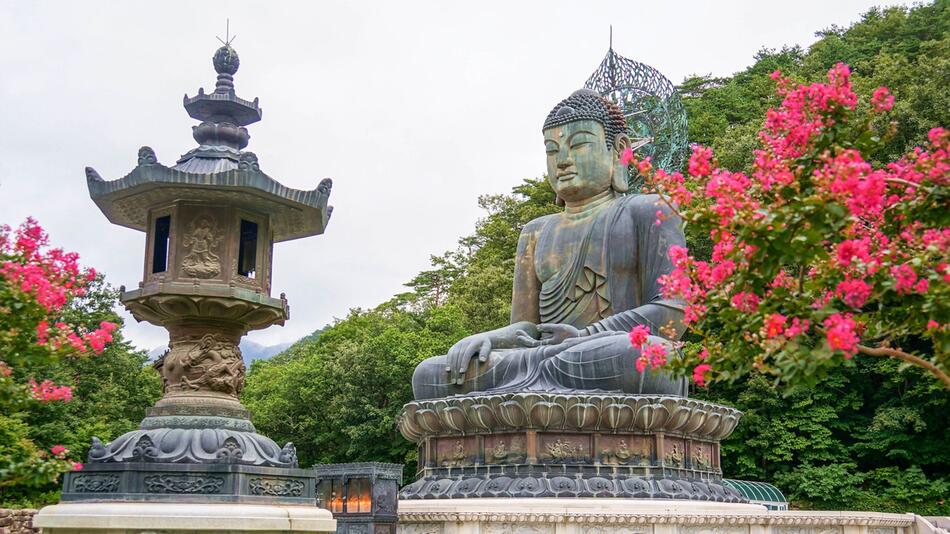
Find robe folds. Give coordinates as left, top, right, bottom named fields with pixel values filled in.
left=411, top=194, right=688, bottom=400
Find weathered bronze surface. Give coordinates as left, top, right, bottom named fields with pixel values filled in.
left=411, top=89, right=687, bottom=399
left=399, top=89, right=745, bottom=503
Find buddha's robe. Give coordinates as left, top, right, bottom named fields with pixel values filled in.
left=411, top=194, right=687, bottom=400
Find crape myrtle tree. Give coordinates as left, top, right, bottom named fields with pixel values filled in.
left=0, top=219, right=118, bottom=489
left=627, top=64, right=949, bottom=390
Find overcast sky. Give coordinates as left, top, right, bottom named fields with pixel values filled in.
left=0, top=0, right=915, bottom=352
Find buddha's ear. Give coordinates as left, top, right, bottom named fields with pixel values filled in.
left=612, top=133, right=631, bottom=193
left=548, top=174, right=566, bottom=206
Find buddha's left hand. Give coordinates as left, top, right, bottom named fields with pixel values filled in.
left=516, top=323, right=581, bottom=347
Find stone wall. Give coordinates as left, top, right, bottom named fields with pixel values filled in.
left=0, top=509, right=38, bottom=534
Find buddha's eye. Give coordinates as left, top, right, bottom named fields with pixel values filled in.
left=570, top=141, right=592, bottom=149
left=545, top=143, right=559, bottom=154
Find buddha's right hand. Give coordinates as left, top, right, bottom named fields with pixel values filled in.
left=446, top=333, right=493, bottom=385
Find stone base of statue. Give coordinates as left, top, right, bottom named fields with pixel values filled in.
left=395, top=498, right=918, bottom=534
left=397, top=393, right=745, bottom=501
left=34, top=501, right=335, bottom=534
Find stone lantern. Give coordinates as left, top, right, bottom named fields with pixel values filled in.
left=35, top=42, right=336, bottom=534
left=313, top=463, right=402, bottom=534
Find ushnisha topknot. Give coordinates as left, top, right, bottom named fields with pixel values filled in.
left=543, top=89, right=628, bottom=150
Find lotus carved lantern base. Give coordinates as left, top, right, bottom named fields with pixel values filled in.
left=397, top=393, right=746, bottom=501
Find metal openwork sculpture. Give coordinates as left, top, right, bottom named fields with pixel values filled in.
left=585, top=41, right=688, bottom=184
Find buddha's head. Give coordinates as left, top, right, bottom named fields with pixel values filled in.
left=542, top=89, right=630, bottom=206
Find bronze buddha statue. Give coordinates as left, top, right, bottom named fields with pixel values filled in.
left=411, top=89, right=687, bottom=399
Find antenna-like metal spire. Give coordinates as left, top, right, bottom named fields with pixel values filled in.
left=216, top=18, right=237, bottom=48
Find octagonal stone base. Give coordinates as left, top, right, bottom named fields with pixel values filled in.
left=398, top=394, right=744, bottom=501
left=34, top=501, right=335, bottom=534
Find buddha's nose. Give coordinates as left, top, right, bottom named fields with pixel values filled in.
left=557, top=159, right=572, bottom=169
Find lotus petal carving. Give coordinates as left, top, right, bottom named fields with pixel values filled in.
left=681, top=408, right=707, bottom=434
left=497, top=401, right=526, bottom=427
left=529, top=401, right=565, bottom=429
left=566, top=403, right=599, bottom=429
left=397, top=393, right=742, bottom=441
left=439, top=406, right=468, bottom=432
left=698, top=411, right=722, bottom=436
left=466, top=404, right=496, bottom=430
left=715, top=414, right=739, bottom=439
left=415, top=409, right=443, bottom=433
left=600, top=403, right=634, bottom=430
left=397, top=412, right=424, bottom=441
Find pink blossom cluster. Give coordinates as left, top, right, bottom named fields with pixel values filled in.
left=35, top=320, right=118, bottom=355
left=623, top=63, right=949, bottom=388
left=763, top=63, right=858, bottom=159
left=627, top=325, right=670, bottom=373
left=1, top=219, right=117, bottom=357
left=30, top=379, right=73, bottom=403
left=0, top=218, right=92, bottom=312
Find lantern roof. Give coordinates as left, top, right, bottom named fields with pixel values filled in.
left=85, top=43, right=333, bottom=242
left=86, top=153, right=332, bottom=242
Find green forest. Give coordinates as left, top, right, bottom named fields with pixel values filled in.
left=4, top=0, right=948, bottom=513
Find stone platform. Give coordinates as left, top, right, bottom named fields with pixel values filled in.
left=397, top=393, right=743, bottom=500
left=397, top=499, right=916, bottom=534
left=34, top=502, right=335, bottom=534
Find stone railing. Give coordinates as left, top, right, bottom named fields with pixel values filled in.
left=0, top=509, right=38, bottom=534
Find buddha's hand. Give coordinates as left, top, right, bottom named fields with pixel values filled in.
left=446, top=333, right=493, bottom=385
left=516, top=323, right=581, bottom=347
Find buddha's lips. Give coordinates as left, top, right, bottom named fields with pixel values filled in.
left=557, top=171, right=578, bottom=181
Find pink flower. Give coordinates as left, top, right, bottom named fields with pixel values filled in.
left=668, top=245, right=689, bottom=267
left=635, top=355, right=648, bottom=373
left=731, top=291, right=760, bottom=313
left=36, top=320, right=50, bottom=345
left=784, top=318, right=810, bottom=338
left=71, top=462, right=83, bottom=471
left=871, top=87, right=894, bottom=112
left=688, top=145, right=713, bottom=177
left=891, top=264, right=918, bottom=294
left=628, top=325, right=650, bottom=348
left=926, top=320, right=940, bottom=331
left=643, top=342, right=669, bottom=368
left=50, top=445, right=68, bottom=456
left=30, top=379, right=73, bottom=403
left=824, top=313, right=860, bottom=357
left=636, top=157, right=653, bottom=175
left=835, top=278, right=872, bottom=309
left=692, top=363, right=712, bottom=387
left=620, top=146, right=635, bottom=166
left=764, top=313, right=787, bottom=339
left=835, top=238, right=872, bottom=267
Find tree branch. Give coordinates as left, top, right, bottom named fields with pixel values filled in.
left=857, top=343, right=950, bottom=389
left=885, top=177, right=932, bottom=192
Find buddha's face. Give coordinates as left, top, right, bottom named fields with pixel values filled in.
left=543, top=120, right=617, bottom=204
